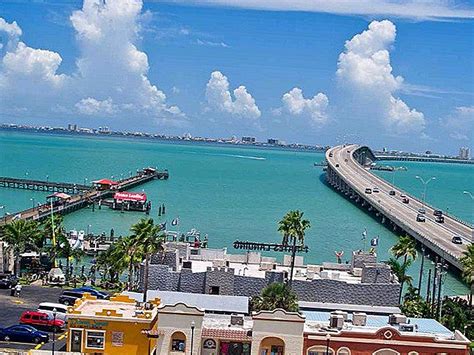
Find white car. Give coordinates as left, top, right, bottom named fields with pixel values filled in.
left=38, top=302, right=69, bottom=322
left=47, top=268, right=66, bottom=286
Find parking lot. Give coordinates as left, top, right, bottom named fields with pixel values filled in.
left=0, top=285, right=67, bottom=352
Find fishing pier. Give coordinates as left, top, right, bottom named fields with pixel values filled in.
left=0, top=167, right=168, bottom=226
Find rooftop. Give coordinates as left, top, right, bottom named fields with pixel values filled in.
left=303, top=310, right=458, bottom=340
left=123, top=290, right=249, bottom=314
left=68, top=294, right=159, bottom=323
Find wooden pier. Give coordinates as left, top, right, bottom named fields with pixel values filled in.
left=0, top=167, right=169, bottom=226
left=0, top=177, right=89, bottom=193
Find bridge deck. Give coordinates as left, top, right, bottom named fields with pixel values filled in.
left=326, top=144, right=473, bottom=271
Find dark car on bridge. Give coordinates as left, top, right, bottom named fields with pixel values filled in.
left=389, top=190, right=396, bottom=196
left=0, top=325, right=49, bottom=344
left=402, top=197, right=409, bottom=204
left=451, top=236, right=463, bottom=244
left=433, top=210, right=443, bottom=216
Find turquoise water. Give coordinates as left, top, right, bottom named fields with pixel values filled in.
left=0, top=131, right=472, bottom=296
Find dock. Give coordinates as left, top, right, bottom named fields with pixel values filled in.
left=0, top=177, right=89, bottom=193
left=0, top=167, right=169, bottom=226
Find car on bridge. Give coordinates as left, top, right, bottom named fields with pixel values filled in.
left=389, top=190, right=396, bottom=196
left=435, top=215, right=445, bottom=223
left=365, top=188, right=372, bottom=194
left=373, top=187, right=380, bottom=193
left=433, top=210, right=443, bottom=216
left=416, top=214, right=426, bottom=222
left=402, top=197, right=409, bottom=204
left=418, top=208, right=426, bottom=214
left=451, top=236, right=463, bottom=244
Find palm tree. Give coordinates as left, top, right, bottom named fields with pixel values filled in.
left=42, top=214, right=65, bottom=266
left=278, top=210, right=311, bottom=287
left=391, top=235, right=417, bottom=264
left=250, top=283, right=299, bottom=312
left=130, top=218, right=164, bottom=301
left=111, top=236, right=142, bottom=290
left=460, top=244, right=474, bottom=308
left=387, top=257, right=413, bottom=304
left=1, top=219, right=42, bottom=276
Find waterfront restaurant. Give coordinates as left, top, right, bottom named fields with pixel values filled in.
left=92, top=178, right=118, bottom=191
left=66, top=293, right=161, bottom=354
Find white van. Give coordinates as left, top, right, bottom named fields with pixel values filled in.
left=37, top=302, right=69, bottom=322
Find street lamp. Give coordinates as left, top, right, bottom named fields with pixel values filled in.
left=84, top=177, right=88, bottom=185
left=190, top=321, right=195, bottom=354
left=30, top=197, right=35, bottom=209
left=46, top=174, right=49, bottom=182
left=52, top=307, right=57, bottom=355
left=87, top=224, right=92, bottom=236
left=415, top=176, right=436, bottom=208
left=325, top=333, right=331, bottom=355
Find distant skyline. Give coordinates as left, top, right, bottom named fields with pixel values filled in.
left=0, top=0, right=473, bottom=155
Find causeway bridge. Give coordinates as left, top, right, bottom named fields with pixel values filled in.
left=326, top=144, right=473, bottom=272
left=0, top=168, right=168, bottom=226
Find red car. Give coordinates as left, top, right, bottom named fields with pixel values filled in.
left=19, top=311, right=65, bottom=332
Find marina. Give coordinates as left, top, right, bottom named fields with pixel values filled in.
left=0, top=167, right=168, bottom=226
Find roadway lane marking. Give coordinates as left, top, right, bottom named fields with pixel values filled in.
left=34, top=342, right=44, bottom=350
left=58, top=334, right=66, bottom=340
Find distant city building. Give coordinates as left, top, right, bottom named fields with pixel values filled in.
left=425, top=150, right=432, bottom=155
left=98, top=126, right=110, bottom=134
left=241, top=136, right=256, bottom=143
left=67, top=123, right=78, bottom=131
left=267, top=138, right=280, bottom=145
left=459, top=147, right=470, bottom=160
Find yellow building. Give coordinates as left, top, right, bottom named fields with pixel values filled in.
left=66, top=293, right=160, bottom=354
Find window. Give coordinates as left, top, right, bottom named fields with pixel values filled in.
left=307, top=346, right=334, bottom=355
left=372, top=350, right=400, bottom=355
left=337, top=348, right=351, bottom=355
left=86, top=330, right=105, bottom=350
left=171, top=331, right=186, bottom=352
left=209, top=286, right=220, bottom=295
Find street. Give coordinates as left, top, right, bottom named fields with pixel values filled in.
left=0, top=285, right=67, bottom=352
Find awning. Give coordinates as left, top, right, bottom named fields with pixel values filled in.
left=47, top=192, right=71, bottom=200
left=114, top=192, right=147, bottom=202
left=202, top=328, right=252, bottom=341
left=93, top=179, right=118, bottom=185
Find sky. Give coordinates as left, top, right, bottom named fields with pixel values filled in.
left=0, top=0, right=473, bottom=154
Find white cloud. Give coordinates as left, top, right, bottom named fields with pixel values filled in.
left=205, top=71, right=261, bottom=119
left=75, top=97, right=116, bottom=115
left=442, top=106, right=474, bottom=141
left=0, top=0, right=183, bottom=124
left=337, top=20, right=425, bottom=134
left=281, top=87, right=329, bottom=125
left=177, top=0, right=474, bottom=20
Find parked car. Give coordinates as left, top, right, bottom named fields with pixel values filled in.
left=416, top=214, right=426, bottom=222
left=433, top=210, right=443, bottom=216
left=0, top=274, right=17, bottom=289
left=389, top=190, right=396, bottom=196
left=74, top=286, right=109, bottom=299
left=47, top=268, right=66, bottom=286
left=20, top=311, right=65, bottom=332
left=373, top=187, right=380, bottom=193
left=58, top=290, right=87, bottom=306
left=37, top=303, right=69, bottom=322
left=0, top=325, right=49, bottom=344
left=365, top=188, right=372, bottom=194
left=451, top=236, right=463, bottom=244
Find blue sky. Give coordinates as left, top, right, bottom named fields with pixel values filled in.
left=0, top=0, right=473, bottom=154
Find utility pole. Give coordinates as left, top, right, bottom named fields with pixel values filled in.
left=426, top=268, right=432, bottom=303
left=417, top=245, right=425, bottom=296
